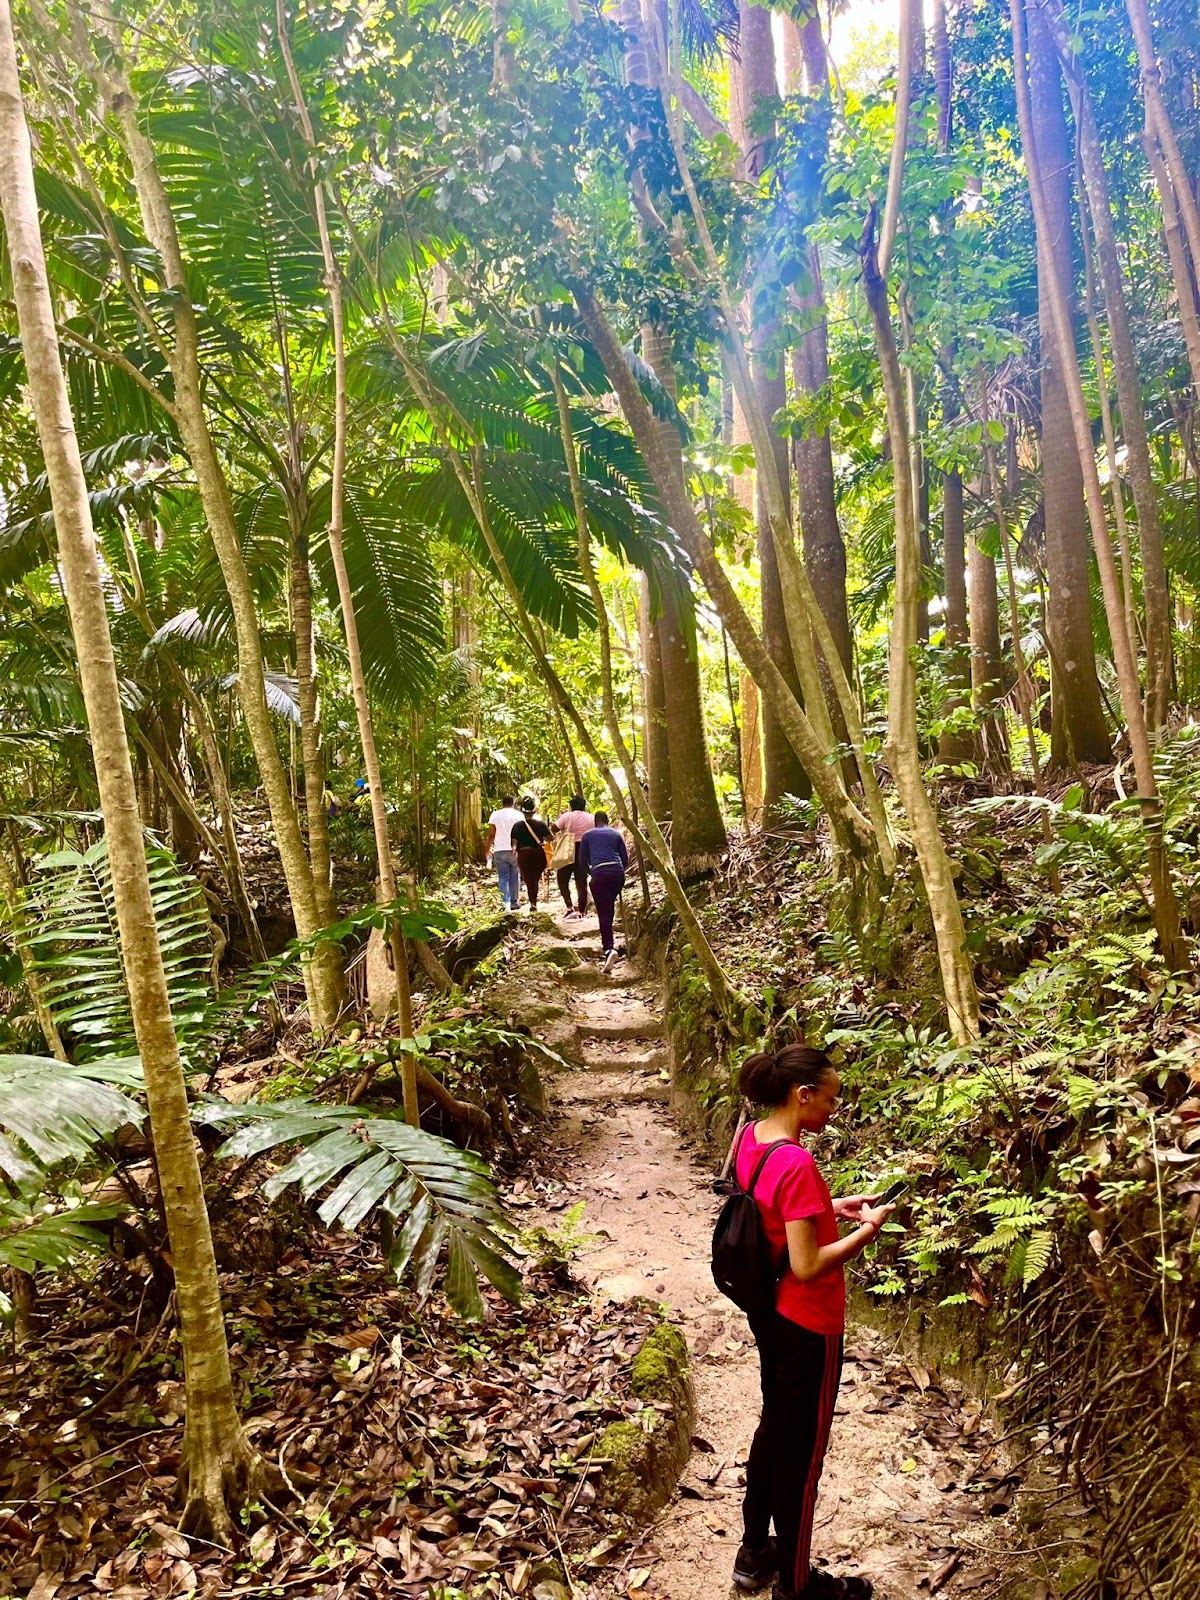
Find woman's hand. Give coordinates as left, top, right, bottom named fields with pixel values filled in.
left=832, top=1194, right=878, bottom=1223
left=859, top=1201, right=896, bottom=1232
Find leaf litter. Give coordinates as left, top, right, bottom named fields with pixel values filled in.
left=0, top=1222, right=664, bottom=1599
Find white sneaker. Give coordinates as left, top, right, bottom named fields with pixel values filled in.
left=602, top=948, right=616, bottom=972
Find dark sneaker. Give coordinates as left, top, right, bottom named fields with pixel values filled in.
left=793, top=1571, right=874, bottom=1600
left=733, top=1539, right=778, bottom=1592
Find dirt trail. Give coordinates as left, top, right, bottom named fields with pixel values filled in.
left=528, top=908, right=1013, bottom=1600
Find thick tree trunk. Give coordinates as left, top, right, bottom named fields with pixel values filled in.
left=1012, top=0, right=1186, bottom=967
left=1027, top=3, right=1111, bottom=767
left=639, top=324, right=727, bottom=870
left=0, top=5, right=260, bottom=1535
left=69, top=17, right=339, bottom=1028
left=640, top=573, right=673, bottom=817
left=788, top=17, right=854, bottom=688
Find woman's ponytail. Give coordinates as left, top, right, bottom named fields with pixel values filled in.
left=738, top=1043, right=834, bottom=1108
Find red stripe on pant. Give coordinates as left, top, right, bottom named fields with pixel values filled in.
left=793, top=1332, right=842, bottom=1591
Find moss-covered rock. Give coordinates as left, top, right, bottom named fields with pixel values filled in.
left=597, top=1321, right=694, bottom=1522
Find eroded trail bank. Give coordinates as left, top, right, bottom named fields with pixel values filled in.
left=527, top=909, right=1016, bottom=1600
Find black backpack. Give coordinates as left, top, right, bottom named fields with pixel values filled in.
left=711, top=1127, right=791, bottom=1320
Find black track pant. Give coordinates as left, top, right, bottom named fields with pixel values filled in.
left=516, top=846, right=546, bottom=908
left=588, top=864, right=624, bottom=952
left=556, top=859, right=587, bottom=912
left=743, top=1313, right=843, bottom=1595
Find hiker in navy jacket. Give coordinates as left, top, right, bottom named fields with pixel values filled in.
left=577, top=810, right=627, bottom=968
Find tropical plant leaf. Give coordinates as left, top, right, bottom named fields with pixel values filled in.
left=0, top=1201, right=129, bottom=1279
left=194, top=1097, right=520, bottom=1317
left=21, top=839, right=212, bottom=1065
left=0, top=1054, right=143, bottom=1184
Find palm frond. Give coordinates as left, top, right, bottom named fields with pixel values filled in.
left=21, top=840, right=212, bottom=1066
left=0, top=1053, right=142, bottom=1185
left=194, top=1098, right=521, bottom=1318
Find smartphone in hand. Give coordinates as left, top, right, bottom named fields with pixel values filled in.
left=877, top=1177, right=910, bottom=1206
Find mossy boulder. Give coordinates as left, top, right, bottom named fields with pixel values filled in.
left=597, top=1321, right=694, bottom=1522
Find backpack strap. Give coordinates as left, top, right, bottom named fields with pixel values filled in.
left=743, top=1137, right=793, bottom=1197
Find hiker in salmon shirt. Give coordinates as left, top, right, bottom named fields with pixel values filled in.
left=551, top=794, right=594, bottom=918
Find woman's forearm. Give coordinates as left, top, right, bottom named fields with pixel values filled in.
left=789, top=1222, right=879, bottom=1282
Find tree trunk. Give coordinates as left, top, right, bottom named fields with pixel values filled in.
left=1027, top=2, right=1111, bottom=767
left=450, top=570, right=486, bottom=864
left=640, top=573, right=672, bottom=817
left=549, top=359, right=744, bottom=1016
left=0, top=4, right=260, bottom=1535
left=0, top=826, right=68, bottom=1060
left=277, top=0, right=438, bottom=1123
left=70, top=15, right=339, bottom=1029
left=968, top=525, right=1012, bottom=778
left=640, top=324, right=727, bottom=870
left=290, top=524, right=340, bottom=929
left=862, top=54, right=981, bottom=1044
left=788, top=17, right=855, bottom=687
left=931, top=0, right=974, bottom=765
left=733, top=0, right=809, bottom=812
left=1038, top=0, right=1174, bottom=731
left=576, top=287, right=880, bottom=881
left=1012, top=0, right=1186, bottom=967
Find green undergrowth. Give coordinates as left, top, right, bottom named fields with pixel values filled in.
left=642, top=776, right=1200, bottom=1594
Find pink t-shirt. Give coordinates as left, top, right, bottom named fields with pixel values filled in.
left=555, top=809, right=595, bottom=840
left=735, top=1124, right=845, bottom=1335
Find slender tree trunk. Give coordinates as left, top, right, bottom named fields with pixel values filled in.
left=1026, top=2, right=1112, bottom=767
left=277, top=0, right=439, bottom=1123
left=1038, top=0, right=1174, bottom=731
left=1125, top=0, right=1200, bottom=281
left=450, top=570, right=486, bottom=864
left=968, top=526, right=1012, bottom=779
left=66, top=11, right=339, bottom=1028
left=640, top=573, right=673, bottom=817
left=931, top=0, right=974, bottom=764
left=1012, top=0, right=1186, bottom=968
left=290, top=523, right=340, bottom=929
left=548, top=360, right=743, bottom=1013
left=656, top=23, right=894, bottom=870
left=0, top=6, right=260, bottom=1533
left=862, top=216, right=981, bottom=1044
left=575, top=287, right=882, bottom=880
left=733, top=0, right=809, bottom=811
left=1141, top=126, right=1200, bottom=401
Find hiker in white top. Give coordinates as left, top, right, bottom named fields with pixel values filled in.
left=486, top=795, right=526, bottom=911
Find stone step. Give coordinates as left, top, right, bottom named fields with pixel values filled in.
left=573, top=996, right=664, bottom=1042
left=581, top=1040, right=669, bottom=1073
left=557, top=1071, right=669, bottom=1106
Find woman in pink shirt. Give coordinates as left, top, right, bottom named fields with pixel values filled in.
left=732, top=1045, right=894, bottom=1600
left=551, top=794, right=594, bottom=917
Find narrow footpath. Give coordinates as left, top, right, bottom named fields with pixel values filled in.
left=526, top=907, right=1016, bottom=1600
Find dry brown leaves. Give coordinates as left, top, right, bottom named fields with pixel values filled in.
left=1, top=1231, right=660, bottom=1600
